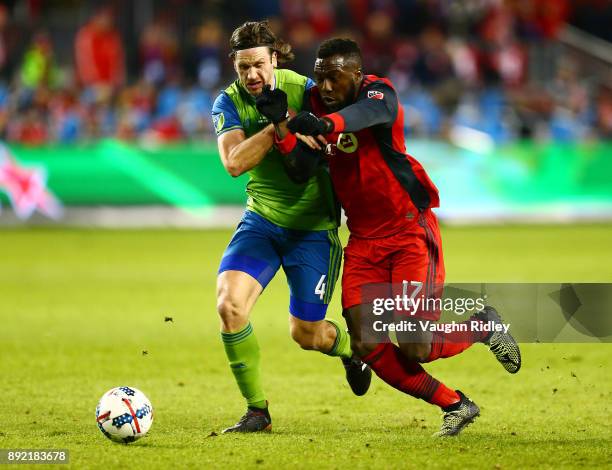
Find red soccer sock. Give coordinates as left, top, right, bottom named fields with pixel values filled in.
left=424, top=315, right=490, bottom=362
left=362, top=342, right=460, bottom=408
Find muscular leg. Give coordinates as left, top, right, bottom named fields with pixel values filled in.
left=217, top=270, right=266, bottom=409
left=344, top=304, right=460, bottom=408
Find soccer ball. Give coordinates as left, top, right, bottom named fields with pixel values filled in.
left=95, top=386, right=153, bottom=443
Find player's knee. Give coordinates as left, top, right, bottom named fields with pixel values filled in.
left=216, top=295, right=247, bottom=331
left=398, top=342, right=431, bottom=362
left=290, top=324, right=318, bottom=350
left=293, top=334, right=318, bottom=351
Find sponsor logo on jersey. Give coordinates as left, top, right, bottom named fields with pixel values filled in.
left=336, top=133, right=358, bottom=153
left=367, top=90, right=384, bottom=100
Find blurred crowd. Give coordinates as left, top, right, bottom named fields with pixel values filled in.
left=0, top=0, right=611, bottom=146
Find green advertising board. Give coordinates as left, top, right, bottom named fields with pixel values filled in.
left=2, top=139, right=611, bottom=221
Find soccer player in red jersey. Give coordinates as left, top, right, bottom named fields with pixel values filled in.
left=256, top=38, right=522, bottom=436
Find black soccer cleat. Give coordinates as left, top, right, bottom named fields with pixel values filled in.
left=342, top=355, right=372, bottom=396
left=476, top=306, right=522, bottom=374
left=222, top=404, right=272, bottom=433
left=434, top=390, right=480, bottom=437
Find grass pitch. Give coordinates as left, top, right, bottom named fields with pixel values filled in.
left=1, top=224, right=611, bottom=469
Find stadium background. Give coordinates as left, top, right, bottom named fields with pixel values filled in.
left=0, top=0, right=611, bottom=223
left=0, top=1, right=610, bottom=468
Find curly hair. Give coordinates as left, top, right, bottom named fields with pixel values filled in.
left=229, top=21, right=294, bottom=64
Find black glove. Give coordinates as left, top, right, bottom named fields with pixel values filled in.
left=287, top=111, right=333, bottom=136
left=255, top=84, right=288, bottom=124
left=283, top=141, right=322, bottom=184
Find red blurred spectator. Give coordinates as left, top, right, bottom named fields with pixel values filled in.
left=75, top=7, right=125, bottom=89
left=514, top=0, right=570, bottom=40
left=143, top=116, right=183, bottom=144
left=281, top=0, right=336, bottom=37
left=479, top=4, right=527, bottom=87
left=7, top=108, right=48, bottom=145
left=537, top=0, right=570, bottom=39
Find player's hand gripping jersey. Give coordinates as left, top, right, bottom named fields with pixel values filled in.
left=212, top=68, right=339, bottom=231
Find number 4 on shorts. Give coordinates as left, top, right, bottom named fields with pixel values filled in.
left=315, top=275, right=327, bottom=300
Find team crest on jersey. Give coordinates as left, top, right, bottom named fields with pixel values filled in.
left=367, top=90, right=384, bottom=100
left=213, top=113, right=225, bottom=132
left=336, top=133, right=358, bottom=153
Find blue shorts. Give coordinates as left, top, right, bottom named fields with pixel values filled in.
left=219, top=211, right=342, bottom=322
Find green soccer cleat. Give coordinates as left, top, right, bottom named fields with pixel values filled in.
left=222, top=404, right=272, bottom=433
left=476, top=306, right=522, bottom=374
left=434, top=390, right=480, bottom=437
left=342, top=355, right=372, bottom=396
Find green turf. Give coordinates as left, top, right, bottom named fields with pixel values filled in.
left=1, top=224, right=611, bottom=469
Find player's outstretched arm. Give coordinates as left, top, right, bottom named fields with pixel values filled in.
left=325, top=83, right=398, bottom=134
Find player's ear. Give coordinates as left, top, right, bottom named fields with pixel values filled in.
left=271, top=50, right=278, bottom=68
left=353, top=69, right=363, bottom=84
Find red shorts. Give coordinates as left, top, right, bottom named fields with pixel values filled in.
left=342, top=209, right=445, bottom=320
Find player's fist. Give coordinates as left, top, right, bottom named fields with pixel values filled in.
left=255, top=84, right=289, bottom=124
left=287, top=111, right=333, bottom=136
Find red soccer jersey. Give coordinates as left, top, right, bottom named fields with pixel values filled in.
left=306, top=75, right=439, bottom=238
